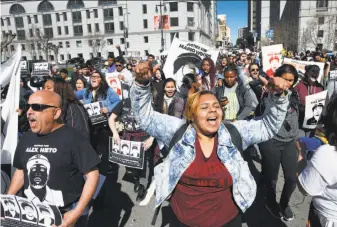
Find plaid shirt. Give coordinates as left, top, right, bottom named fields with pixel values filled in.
left=131, top=83, right=289, bottom=212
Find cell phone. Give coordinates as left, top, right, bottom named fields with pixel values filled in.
left=221, top=96, right=228, bottom=101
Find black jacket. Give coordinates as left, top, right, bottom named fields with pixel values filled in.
left=215, top=82, right=254, bottom=120
left=63, top=103, right=90, bottom=139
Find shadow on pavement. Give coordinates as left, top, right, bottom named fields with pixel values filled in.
left=87, top=171, right=134, bottom=227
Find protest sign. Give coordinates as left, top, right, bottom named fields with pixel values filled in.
left=83, top=101, right=107, bottom=125
left=329, top=70, right=337, bottom=81
left=109, top=138, right=144, bottom=169
left=33, top=62, right=49, bottom=71
left=303, top=90, right=327, bottom=129
left=261, top=44, right=283, bottom=77
left=1, top=194, right=62, bottom=226
left=163, top=37, right=219, bottom=89
left=20, top=61, right=27, bottom=70
left=283, top=58, right=325, bottom=83
left=105, top=73, right=122, bottom=99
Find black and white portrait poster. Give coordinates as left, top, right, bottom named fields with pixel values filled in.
left=109, top=138, right=145, bottom=169
left=329, top=70, right=337, bottom=81
left=1, top=194, right=62, bottom=226
left=303, top=90, right=327, bottom=129
left=84, top=101, right=107, bottom=125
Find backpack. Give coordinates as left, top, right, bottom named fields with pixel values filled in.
left=151, top=122, right=243, bottom=226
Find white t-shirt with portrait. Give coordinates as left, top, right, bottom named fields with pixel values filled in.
left=299, top=144, right=337, bottom=225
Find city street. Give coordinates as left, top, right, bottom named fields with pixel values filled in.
left=88, top=157, right=311, bottom=227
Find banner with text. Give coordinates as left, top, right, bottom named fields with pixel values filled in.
left=163, top=37, right=219, bottom=89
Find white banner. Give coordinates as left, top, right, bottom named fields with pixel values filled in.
left=163, top=37, right=219, bottom=89
left=283, top=58, right=325, bottom=83
left=261, top=44, right=283, bottom=77
left=105, top=74, right=122, bottom=99
left=1, top=45, right=21, bottom=165
left=303, top=90, right=327, bottom=129
left=33, top=62, right=49, bottom=71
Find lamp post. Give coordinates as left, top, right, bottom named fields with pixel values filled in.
left=155, top=0, right=167, bottom=53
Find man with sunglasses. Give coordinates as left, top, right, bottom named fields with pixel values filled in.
left=106, top=57, right=133, bottom=87
left=8, top=90, right=100, bottom=227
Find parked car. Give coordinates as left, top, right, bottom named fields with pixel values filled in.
left=66, top=57, right=84, bottom=65
left=86, top=57, right=106, bottom=68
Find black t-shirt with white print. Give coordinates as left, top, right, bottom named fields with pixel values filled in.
left=13, top=125, right=101, bottom=208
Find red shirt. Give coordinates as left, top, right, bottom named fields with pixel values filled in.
left=170, top=135, right=238, bottom=227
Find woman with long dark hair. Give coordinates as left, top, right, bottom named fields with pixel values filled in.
left=43, top=78, right=90, bottom=139
left=199, top=57, right=216, bottom=92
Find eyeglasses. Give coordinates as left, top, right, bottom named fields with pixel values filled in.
left=250, top=68, right=259, bottom=72
left=116, top=65, right=123, bottom=67
left=27, top=103, right=58, bottom=112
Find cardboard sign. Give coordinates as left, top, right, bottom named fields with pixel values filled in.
left=83, top=101, right=107, bottom=125
left=105, top=74, right=122, bottom=99
left=163, top=37, right=219, bottom=90
left=303, top=90, right=327, bottom=129
left=261, top=44, right=283, bottom=77
left=33, top=62, right=49, bottom=71
left=109, top=138, right=144, bottom=169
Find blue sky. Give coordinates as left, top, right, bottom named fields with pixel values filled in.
left=216, top=1, right=248, bottom=43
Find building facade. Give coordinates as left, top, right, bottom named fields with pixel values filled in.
left=216, top=14, right=230, bottom=47
left=237, top=27, right=248, bottom=39
left=258, top=0, right=337, bottom=51
left=1, top=0, right=217, bottom=61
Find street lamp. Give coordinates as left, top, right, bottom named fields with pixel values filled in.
left=155, top=0, right=167, bottom=53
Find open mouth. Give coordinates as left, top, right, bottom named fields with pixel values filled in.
left=34, top=177, right=41, bottom=184
left=28, top=118, right=37, bottom=127
left=207, top=117, right=218, bottom=125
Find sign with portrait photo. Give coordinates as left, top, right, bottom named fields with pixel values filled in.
left=108, top=138, right=144, bottom=169
left=83, top=101, right=107, bottom=125
left=329, top=70, right=337, bottom=81
left=261, top=44, right=283, bottom=78
left=154, top=15, right=169, bottom=30
left=105, top=74, right=122, bottom=99
left=20, top=61, right=27, bottom=70
left=1, top=194, right=62, bottom=226
left=303, top=90, right=327, bottom=129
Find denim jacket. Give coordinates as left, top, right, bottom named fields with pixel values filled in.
left=131, top=83, right=289, bottom=212
left=75, top=87, right=120, bottom=114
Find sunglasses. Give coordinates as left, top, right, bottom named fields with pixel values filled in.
left=116, top=65, right=123, bottom=67
left=250, top=68, right=259, bottom=72
left=27, top=103, right=58, bottom=112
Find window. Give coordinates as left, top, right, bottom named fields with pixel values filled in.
left=35, top=28, right=39, bottom=36
left=170, top=32, right=179, bottom=42
left=316, top=0, right=328, bottom=8
left=143, top=19, right=148, bottom=29
left=30, top=44, right=35, bottom=50
left=95, top=23, right=100, bottom=32
left=187, top=2, right=194, bottom=12
left=76, top=40, right=82, bottom=47
left=63, top=12, right=67, bottom=21
left=86, top=10, right=90, bottom=19
left=21, top=44, right=26, bottom=50
left=104, top=8, right=114, bottom=20
left=120, top=38, right=125, bottom=44
left=118, top=7, right=123, bottom=16
left=142, top=4, right=147, bottom=14
left=97, top=52, right=101, bottom=57
left=119, top=21, right=124, bottom=30
left=37, top=1, right=54, bottom=12
left=57, top=26, right=62, bottom=35
left=10, top=45, right=15, bottom=51
left=107, top=38, right=113, bottom=45
left=39, top=55, right=43, bottom=60
left=318, top=30, right=324, bottom=37
left=60, top=54, right=64, bottom=60
left=7, top=18, right=11, bottom=26
left=105, top=22, right=114, bottom=33
left=29, top=29, right=33, bottom=37
left=318, top=17, right=324, bottom=24
left=67, top=0, right=84, bottom=9
left=17, top=30, right=25, bottom=40
left=188, top=32, right=195, bottom=41
left=27, top=16, right=31, bottom=24
left=78, top=53, right=83, bottom=58
left=58, top=42, right=63, bottom=48
left=43, top=14, right=52, bottom=25
left=187, top=17, right=194, bottom=26
left=15, top=17, right=24, bottom=28
left=87, top=24, right=92, bottom=33
left=170, top=2, right=178, bottom=12
left=144, top=36, right=148, bottom=43
left=67, top=54, right=71, bottom=59
left=34, top=15, right=38, bottom=23
left=9, top=4, right=26, bottom=14
left=88, top=40, right=93, bottom=46
left=49, top=55, right=54, bottom=61
left=1, top=31, right=5, bottom=37
left=74, top=25, right=83, bottom=36
left=170, top=17, right=179, bottom=26
left=22, top=56, right=27, bottom=60
left=65, top=26, right=69, bottom=34
left=145, top=50, right=149, bottom=56
left=32, top=56, right=36, bottom=60
left=72, top=11, right=82, bottom=23
left=126, top=42, right=129, bottom=48
left=66, top=41, right=70, bottom=48
left=94, top=9, right=98, bottom=18
left=56, top=13, right=60, bottom=22
left=44, top=27, right=53, bottom=38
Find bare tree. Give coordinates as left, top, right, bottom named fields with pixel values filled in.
left=48, top=43, right=60, bottom=63
left=26, top=26, right=52, bottom=61
left=87, top=33, right=106, bottom=57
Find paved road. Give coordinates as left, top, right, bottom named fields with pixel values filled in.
left=87, top=155, right=311, bottom=227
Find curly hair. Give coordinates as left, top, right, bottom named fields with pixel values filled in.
left=201, top=57, right=216, bottom=90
